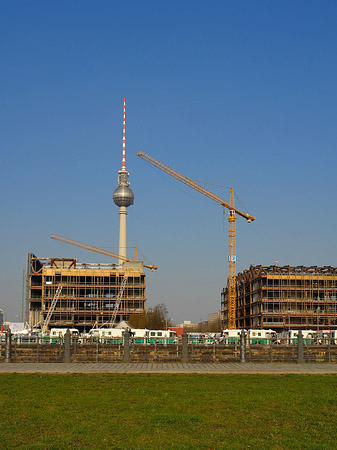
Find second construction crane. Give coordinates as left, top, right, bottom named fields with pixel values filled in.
left=137, top=150, right=255, bottom=329
left=50, top=234, right=158, bottom=271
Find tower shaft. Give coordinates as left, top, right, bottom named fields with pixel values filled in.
left=118, top=206, right=128, bottom=264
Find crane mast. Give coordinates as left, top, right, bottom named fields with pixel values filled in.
left=228, top=188, right=236, bottom=329
left=137, top=150, right=255, bottom=329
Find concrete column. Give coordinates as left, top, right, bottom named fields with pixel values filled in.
left=119, top=206, right=127, bottom=264
left=297, top=330, right=304, bottom=364
left=123, top=330, right=130, bottom=362
left=240, top=329, right=246, bottom=363
left=181, top=332, right=189, bottom=362
left=63, top=329, right=72, bottom=363
left=5, top=329, right=12, bottom=363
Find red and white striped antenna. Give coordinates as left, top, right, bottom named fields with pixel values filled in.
left=122, top=97, right=126, bottom=171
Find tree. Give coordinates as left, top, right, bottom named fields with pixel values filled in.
left=128, top=311, right=147, bottom=329
left=128, top=303, right=171, bottom=330
left=146, top=304, right=171, bottom=330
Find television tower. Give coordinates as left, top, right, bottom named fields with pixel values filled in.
left=113, top=98, right=134, bottom=265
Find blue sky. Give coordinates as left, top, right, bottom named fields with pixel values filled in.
left=1, top=1, right=337, bottom=323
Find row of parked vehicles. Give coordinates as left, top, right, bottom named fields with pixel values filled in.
left=2, top=327, right=337, bottom=345
left=187, top=330, right=278, bottom=345
left=285, top=329, right=337, bottom=345
left=84, top=328, right=177, bottom=344
left=1, top=327, right=177, bottom=344
left=190, top=329, right=337, bottom=345
left=29, top=327, right=178, bottom=345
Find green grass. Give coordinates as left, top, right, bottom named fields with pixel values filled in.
left=0, top=374, right=336, bottom=449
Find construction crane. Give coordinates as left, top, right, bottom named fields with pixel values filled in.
left=137, top=150, right=255, bottom=329
left=50, top=235, right=158, bottom=271
left=41, top=283, right=62, bottom=334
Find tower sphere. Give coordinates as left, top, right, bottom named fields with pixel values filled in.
left=113, top=185, right=134, bottom=207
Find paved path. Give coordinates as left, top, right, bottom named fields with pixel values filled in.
left=0, top=362, right=336, bottom=374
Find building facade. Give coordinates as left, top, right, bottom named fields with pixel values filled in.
left=221, top=265, right=337, bottom=331
left=26, top=253, right=146, bottom=332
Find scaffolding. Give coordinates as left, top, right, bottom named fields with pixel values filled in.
left=26, top=253, right=146, bottom=331
left=221, top=265, right=337, bottom=331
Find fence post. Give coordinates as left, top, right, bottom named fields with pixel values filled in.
left=36, top=334, right=39, bottom=362
left=73, top=334, right=77, bottom=356
left=181, top=332, right=189, bottom=362
left=240, top=330, right=246, bottom=363
left=5, top=329, right=12, bottom=363
left=96, top=339, right=99, bottom=363
left=297, top=330, right=304, bottom=364
left=63, top=329, right=72, bottom=363
left=328, top=334, right=331, bottom=363
left=123, top=330, right=130, bottom=362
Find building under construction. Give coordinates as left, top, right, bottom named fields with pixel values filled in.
left=26, top=254, right=146, bottom=332
left=221, top=265, right=337, bottom=331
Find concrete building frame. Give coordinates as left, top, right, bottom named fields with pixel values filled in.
left=26, top=253, right=146, bottom=332
left=221, top=265, right=337, bottom=331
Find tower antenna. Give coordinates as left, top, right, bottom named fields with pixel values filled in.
left=122, top=97, right=126, bottom=171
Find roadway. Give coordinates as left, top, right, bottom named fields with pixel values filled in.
left=0, top=362, right=336, bottom=374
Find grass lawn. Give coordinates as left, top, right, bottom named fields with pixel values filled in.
left=0, top=374, right=336, bottom=449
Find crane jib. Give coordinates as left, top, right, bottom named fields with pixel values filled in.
left=137, top=150, right=255, bottom=330
left=137, top=151, right=255, bottom=221
left=50, top=234, right=158, bottom=271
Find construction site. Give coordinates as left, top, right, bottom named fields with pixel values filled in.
left=221, top=265, right=337, bottom=331
left=23, top=99, right=337, bottom=334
